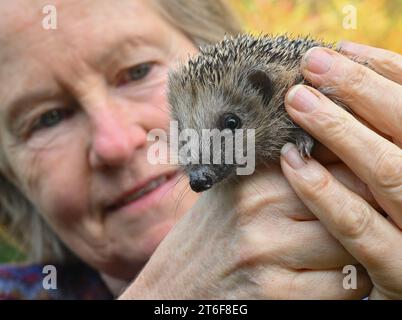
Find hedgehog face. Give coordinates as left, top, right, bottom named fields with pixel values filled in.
left=168, top=34, right=329, bottom=192
left=169, top=67, right=278, bottom=192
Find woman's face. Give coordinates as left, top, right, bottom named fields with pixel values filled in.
left=0, top=0, right=199, bottom=279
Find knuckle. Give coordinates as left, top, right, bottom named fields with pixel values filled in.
left=333, top=199, right=373, bottom=238
left=342, top=63, right=368, bottom=93
left=312, top=109, right=350, bottom=142
left=302, top=168, right=333, bottom=201
left=234, top=227, right=270, bottom=267
left=235, top=219, right=293, bottom=268
left=236, top=193, right=274, bottom=225
left=372, top=149, right=402, bottom=192
left=372, top=49, right=402, bottom=71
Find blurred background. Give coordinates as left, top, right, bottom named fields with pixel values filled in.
left=228, top=0, right=402, bottom=53
left=0, top=225, right=25, bottom=263
left=1, top=0, right=401, bottom=264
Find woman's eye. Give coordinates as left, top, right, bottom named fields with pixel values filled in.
left=33, top=109, right=72, bottom=131
left=124, top=63, right=152, bottom=82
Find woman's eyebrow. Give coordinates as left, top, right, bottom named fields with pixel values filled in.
left=4, top=35, right=146, bottom=131
left=96, top=36, right=145, bottom=67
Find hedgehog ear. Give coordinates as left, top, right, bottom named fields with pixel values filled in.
left=247, top=70, right=273, bottom=104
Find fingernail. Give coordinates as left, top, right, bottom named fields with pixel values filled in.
left=286, top=85, right=318, bottom=113
left=302, top=47, right=333, bottom=74
left=281, top=143, right=306, bottom=169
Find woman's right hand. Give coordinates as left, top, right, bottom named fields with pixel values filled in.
left=119, top=163, right=373, bottom=299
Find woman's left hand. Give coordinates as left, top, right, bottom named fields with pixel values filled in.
left=280, top=42, right=402, bottom=299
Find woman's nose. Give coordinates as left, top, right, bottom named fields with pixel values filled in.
left=89, top=111, right=147, bottom=169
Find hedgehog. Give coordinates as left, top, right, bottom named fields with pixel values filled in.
left=167, top=34, right=347, bottom=193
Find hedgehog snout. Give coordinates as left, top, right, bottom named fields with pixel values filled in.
left=189, top=167, right=214, bottom=193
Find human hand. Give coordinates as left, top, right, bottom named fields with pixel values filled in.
left=281, top=42, right=402, bottom=299
left=119, top=163, right=372, bottom=299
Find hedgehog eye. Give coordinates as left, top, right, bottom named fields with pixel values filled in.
left=220, top=113, right=242, bottom=131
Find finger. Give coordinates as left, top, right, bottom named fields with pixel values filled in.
left=280, top=145, right=402, bottom=276
left=338, top=41, right=402, bottom=85
left=278, top=220, right=359, bottom=270
left=327, top=164, right=380, bottom=211
left=240, top=163, right=379, bottom=222
left=285, top=84, right=402, bottom=227
left=238, top=164, right=318, bottom=221
left=265, top=265, right=372, bottom=299
left=300, top=47, right=402, bottom=139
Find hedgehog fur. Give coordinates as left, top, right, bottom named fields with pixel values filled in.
left=167, top=34, right=341, bottom=192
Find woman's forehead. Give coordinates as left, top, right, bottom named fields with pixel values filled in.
left=0, top=0, right=169, bottom=113
left=0, top=0, right=167, bottom=80
left=0, top=0, right=154, bottom=47
left=0, top=0, right=180, bottom=145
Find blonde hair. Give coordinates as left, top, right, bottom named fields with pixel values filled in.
left=0, top=0, right=243, bottom=263
left=151, top=0, right=242, bottom=46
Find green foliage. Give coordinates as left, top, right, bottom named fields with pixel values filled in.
left=0, top=236, right=26, bottom=264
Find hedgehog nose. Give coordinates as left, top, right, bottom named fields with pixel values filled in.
left=189, top=171, right=213, bottom=193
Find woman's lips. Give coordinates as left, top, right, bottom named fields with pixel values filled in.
left=105, top=171, right=181, bottom=215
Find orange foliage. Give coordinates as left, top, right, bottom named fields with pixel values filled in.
left=227, top=0, right=402, bottom=53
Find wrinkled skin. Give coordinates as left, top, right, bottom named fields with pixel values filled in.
left=0, top=0, right=199, bottom=282
left=281, top=45, right=402, bottom=299
left=1, top=0, right=400, bottom=299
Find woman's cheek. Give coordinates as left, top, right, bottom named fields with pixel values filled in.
left=20, top=141, right=90, bottom=227
left=40, top=175, right=89, bottom=227
left=145, top=82, right=172, bottom=129
left=119, top=66, right=172, bottom=129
